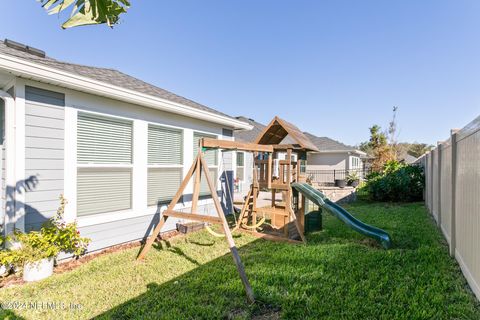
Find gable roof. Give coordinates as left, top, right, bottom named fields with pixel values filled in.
left=234, top=116, right=267, bottom=143
left=0, top=40, right=251, bottom=129
left=303, top=132, right=355, bottom=152
left=254, top=116, right=319, bottom=152
left=234, top=116, right=364, bottom=154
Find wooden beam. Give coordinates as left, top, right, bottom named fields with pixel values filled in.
left=201, top=138, right=273, bottom=153
left=238, top=229, right=303, bottom=244
left=200, top=154, right=255, bottom=303
left=163, top=210, right=223, bottom=224
left=137, top=153, right=200, bottom=260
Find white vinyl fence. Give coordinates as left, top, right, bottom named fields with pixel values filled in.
left=418, top=115, right=480, bottom=300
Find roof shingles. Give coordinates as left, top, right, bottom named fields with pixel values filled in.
left=0, top=40, right=237, bottom=121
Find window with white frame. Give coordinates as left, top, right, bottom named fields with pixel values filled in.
left=77, top=112, right=133, bottom=216
left=147, top=124, right=183, bottom=206
left=236, top=152, right=245, bottom=181
left=193, top=132, right=218, bottom=196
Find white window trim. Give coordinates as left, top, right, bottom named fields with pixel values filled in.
left=147, top=123, right=184, bottom=208
left=76, top=110, right=134, bottom=218
left=236, top=151, right=245, bottom=181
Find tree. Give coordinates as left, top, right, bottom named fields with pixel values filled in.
left=407, top=143, right=434, bottom=158
left=361, top=125, right=396, bottom=172
left=39, top=0, right=130, bottom=29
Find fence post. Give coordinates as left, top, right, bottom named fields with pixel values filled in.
left=450, top=130, right=458, bottom=257
left=437, top=142, right=442, bottom=227
left=429, top=149, right=435, bottom=215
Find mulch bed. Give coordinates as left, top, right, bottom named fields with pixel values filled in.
left=0, top=229, right=181, bottom=289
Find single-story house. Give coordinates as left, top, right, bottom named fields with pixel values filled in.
left=233, top=116, right=366, bottom=191
left=303, top=132, right=366, bottom=171
left=0, top=39, right=252, bottom=252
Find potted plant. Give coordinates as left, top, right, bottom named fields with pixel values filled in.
left=11, top=195, right=90, bottom=282
left=0, top=235, right=22, bottom=277
left=335, top=179, right=347, bottom=188
left=347, top=171, right=360, bottom=187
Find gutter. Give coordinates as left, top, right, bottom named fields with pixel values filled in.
left=0, top=54, right=253, bottom=130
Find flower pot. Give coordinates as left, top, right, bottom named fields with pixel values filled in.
left=335, top=179, right=347, bottom=188
left=350, top=180, right=360, bottom=188
left=23, top=257, right=54, bottom=282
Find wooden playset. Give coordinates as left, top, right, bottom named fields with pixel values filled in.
left=136, top=116, right=391, bottom=303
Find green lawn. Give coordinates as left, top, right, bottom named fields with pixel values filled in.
left=1, top=202, right=479, bottom=319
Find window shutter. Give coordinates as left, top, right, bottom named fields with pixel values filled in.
left=77, top=168, right=132, bottom=216
left=147, top=168, right=183, bottom=206
left=77, top=112, right=132, bottom=164
left=193, top=132, right=218, bottom=166
left=148, top=125, right=183, bottom=165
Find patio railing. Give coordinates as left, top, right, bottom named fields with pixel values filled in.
left=306, top=168, right=371, bottom=186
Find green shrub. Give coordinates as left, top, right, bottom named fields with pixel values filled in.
left=8, top=195, right=90, bottom=267
left=364, top=161, right=424, bottom=202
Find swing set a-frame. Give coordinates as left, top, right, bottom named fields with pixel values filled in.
left=136, top=116, right=319, bottom=303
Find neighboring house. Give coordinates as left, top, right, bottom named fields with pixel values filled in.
left=0, top=39, right=251, bottom=252
left=400, top=153, right=418, bottom=165
left=303, top=133, right=366, bottom=172
left=233, top=116, right=366, bottom=191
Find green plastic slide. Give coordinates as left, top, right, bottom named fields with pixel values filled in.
left=291, top=183, right=392, bottom=249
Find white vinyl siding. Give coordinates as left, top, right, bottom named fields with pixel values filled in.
left=77, top=168, right=132, bottom=216
left=147, top=124, right=184, bottom=206
left=77, top=112, right=132, bottom=164
left=77, top=112, right=133, bottom=216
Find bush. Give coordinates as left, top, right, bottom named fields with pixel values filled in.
left=364, top=161, right=424, bottom=202
left=7, top=195, right=90, bottom=267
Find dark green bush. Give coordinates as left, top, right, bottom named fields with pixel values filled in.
left=363, top=161, right=424, bottom=202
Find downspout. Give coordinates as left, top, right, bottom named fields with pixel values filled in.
left=0, top=90, right=15, bottom=239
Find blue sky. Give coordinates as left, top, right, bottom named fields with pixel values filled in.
left=1, top=1, right=479, bottom=146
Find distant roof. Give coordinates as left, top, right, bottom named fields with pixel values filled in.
left=234, top=117, right=266, bottom=143
left=303, top=132, right=357, bottom=152
left=0, top=39, right=241, bottom=123
left=402, top=154, right=418, bottom=164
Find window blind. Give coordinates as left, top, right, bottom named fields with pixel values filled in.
left=77, top=168, right=132, bottom=216
left=193, top=132, right=218, bottom=166
left=147, top=168, right=183, bottom=206
left=77, top=112, right=132, bottom=164
left=148, top=124, right=183, bottom=165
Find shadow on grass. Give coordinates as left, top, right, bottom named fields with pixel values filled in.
left=6, top=202, right=479, bottom=319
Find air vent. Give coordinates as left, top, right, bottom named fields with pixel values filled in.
left=26, top=46, right=46, bottom=58
left=4, top=39, right=46, bottom=58
left=4, top=39, right=27, bottom=52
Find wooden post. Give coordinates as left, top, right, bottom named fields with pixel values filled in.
left=267, top=154, right=272, bottom=189
left=235, top=186, right=252, bottom=230
left=137, top=154, right=200, bottom=260
left=429, top=149, right=435, bottom=214
left=450, top=131, right=458, bottom=257
left=200, top=155, right=255, bottom=303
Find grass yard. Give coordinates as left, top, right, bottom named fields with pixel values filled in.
left=1, top=201, right=479, bottom=319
